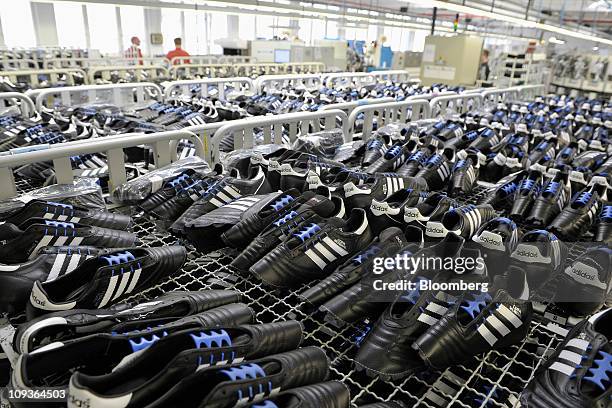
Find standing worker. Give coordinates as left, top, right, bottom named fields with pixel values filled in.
left=124, top=36, right=143, bottom=65
left=478, top=49, right=491, bottom=81
left=167, top=38, right=190, bottom=65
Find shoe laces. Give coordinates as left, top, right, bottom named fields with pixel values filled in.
left=460, top=292, right=492, bottom=319
left=426, top=154, right=444, bottom=167
left=519, top=178, right=538, bottom=192
left=583, top=350, right=612, bottom=390
left=500, top=181, right=518, bottom=196
left=366, top=139, right=383, bottom=150
left=293, top=223, right=321, bottom=242
left=574, top=191, right=593, bottom=206
left=384, top=145, right=402, bottom=159
left=601, top=205, right=612, bottom=220
left=351, top=245, right=381, bottom=265
left=543, top=181, right=560, bottom=196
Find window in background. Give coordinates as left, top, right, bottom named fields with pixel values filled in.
left=326, top=20, right=338, bottom=39
left=1, top=0, right=36, bottom=47
left=354, top=27, right=367, bottom=41
left=184, top=11, right=208, bottom=54
left=161, top=8, right=182, bottom=52
left=119, top=6, right=146, bottom=54
left=87, top=4, right=119, bottom=54
left=367, top=24, right=378, bottom=42
left=311, top=19, right=326, bottom=43
left=209, top=12, right=227, bottom=54
left=345, top=27, right=356, bottom=40
left=412, top=30, right=426, bottom=52
left=257, top=15, right=274, bottom=39
left=55, top=3, right=87, bottom=48
left=298, top=19, right=312, bottom=44
left=239, top=15, right=255, bottom=41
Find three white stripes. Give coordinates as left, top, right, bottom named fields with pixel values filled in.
left=99, top=266, right=143, bottom=307
left=305, top=238, right=349, bottom=269
left=477, top=304, right=523, bottom=346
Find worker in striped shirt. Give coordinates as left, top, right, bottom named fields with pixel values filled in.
left=124, top=36, right=143, bottom=65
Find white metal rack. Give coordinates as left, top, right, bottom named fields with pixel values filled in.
left=0, top=92, right=36, bottom=118
left=30, top=82, right=163, bottom=111
left=163, top=77, right=255, bottom=101
left=254, top=74, right=323, bottom=93
left=0, top=68, right=86, bottom=87
left=348, top=99, right=432, bottom=139
left=87, top=65, right=169, bottom=84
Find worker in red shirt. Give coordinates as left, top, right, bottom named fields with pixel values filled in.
left=124, top=36, right=143, bottom=65
left=166, top=38, right=190, bottom=65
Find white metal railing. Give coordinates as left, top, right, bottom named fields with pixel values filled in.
left=44, top=57, right=168, bottom=69
left=370, top=70, right=412, bottom=83
left=0, top=58, right=38, bottom=70
left=254, top=74, right=323, bottom=93
left=0, top=92, right=36, bottom=117
left=323, top=72, right=377, bottom=88
left=284, top=62, right=326, bottom=73
left=0, top=129, right=204, bottom=199
left=218, top=56, right=257, bottom=64
left=87, top=65, right=169, bottom=83
left=233, top=63, right=287, bottom=77
left=319, top=97, right=396, bottom=116
left=200, top=110, right=349, bottom=164
left=429, top=93, right=484, bottom=117
left=0, top=68, right=87, bottom=87
left=163, top=77, right=255, bottom=101
left=511, top=84, right=546, bottom=100
left=481, top=88, right=519, bottom=108
left=348, top=100, right=432, bottom=139
left=169, top=63, right=232, bottom=79
left=405, top=91, right=457, bottom=101
left=31, top=83, right=163, bottom=111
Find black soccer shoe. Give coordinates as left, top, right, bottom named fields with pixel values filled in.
left=426, top=204, right=495, bottom=241
left=221, top=189, right=302, bottom=248
left=414, top=148, right=455, bottom=190
left=170, top=165, right=270, bottom=235
left=548, top=183, right=608, bottom=240
left=493, top=230, right=568, bottom=301
left=14, top=290, right=242, bottom=354
left=362, top=136, right=389, bottom=167
left=0, top=200, right=132, bottom=230
left=138, top=169, right=217, bottom=212
left=478, top=172, right=524, bottom=211
left=396, top=145, right=436, bottom=177
left=364, top=140, right=417, bottom=174
left=525, top=172, right=571, bottom=227
left=471, top=217, right=519, bottom=281
left=67, top=321, right=304, bottom=408
left=246, top=382, right=350, bottom=408
left=0, top=246, right=103, bottom=315
left=144, top=347, right=330, bottom=408
left=354, top=277, right=447, bottom=380
left=520, top=308, right=612, bottom=408
left=509, top=169, right=544, bottom=222
left=343, top=174, right=427, bottom=213
left=593, top=202, right=612, bottom=244
left=298, top=227, right=408, bottom=307
left=366, top=189, right=427, bottom=234
left=230, top=192, right=339, bottom=272
left=413, top=290, right=532, bottom=369
left=447, top=154, right=479, bottom=198
left=11, top=304, right=254, bottom=390
left=26, top=246, right=187, bottom=319
left=0, top=219, right=137, bottom=264
left=320, top=234, right=463, bottom=327
left=552, top=246, right=612, bottom=317
left=403, top=192, right=455, bottom=227
left=250, top=209, right=373, bottom=287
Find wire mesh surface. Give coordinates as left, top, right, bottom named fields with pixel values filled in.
left=11, top=177, right=578, bottom=408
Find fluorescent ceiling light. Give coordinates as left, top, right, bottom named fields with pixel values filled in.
left=402, top=0, right=612, bottom=45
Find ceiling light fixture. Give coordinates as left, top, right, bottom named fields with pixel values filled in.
left=401, top=0, right=612, bottom=45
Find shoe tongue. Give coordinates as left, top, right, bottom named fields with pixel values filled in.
left=473, top=230, right=506, bottom=252
left=378, top=227, right=406, bottom=245
left=301, top=195, right=335, bottom=218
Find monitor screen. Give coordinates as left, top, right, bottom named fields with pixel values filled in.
left=274, top=49, right=291, bottom=63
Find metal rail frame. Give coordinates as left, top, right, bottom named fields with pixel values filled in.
left=0, top=92, right=36, bottom=117
left=163, top=77, right=255, bottom=101
left=87, top=65, right=169, bottom=83
left=481, top=88, right=519, bottom=109
left=254, top=74, right=323, bottom=93
left=323, top=72, right=377, bottom=88
left=348, top=100, right=432, bottom=139
left=44, top=57, right=168, bottom=69
left=370, top=70, right=412, bottom=83
left=0, top=68, right=87, bottom=87
left=0, top=129, right=204, bottom=200
left=198, top=110, right=349, bottom=164
left=318, top=97, right=396, bottom=116
left=31, top=83, right=163, bottom=111
left=284, top=62, right=326, bottom=73
left=429, top=93, right=484, bottom=117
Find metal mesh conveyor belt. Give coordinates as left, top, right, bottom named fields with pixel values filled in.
left=12, top=177, right=591, bottom=408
